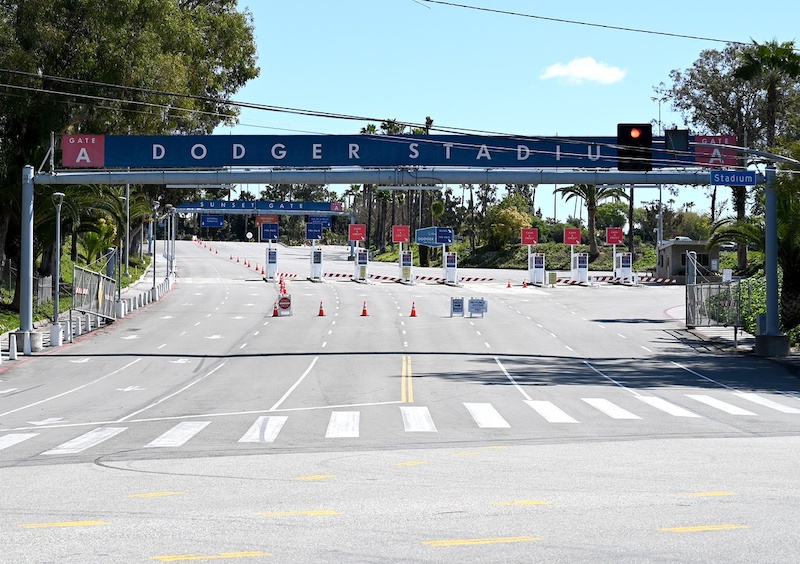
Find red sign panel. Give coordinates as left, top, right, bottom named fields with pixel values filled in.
left=62, top=135, right=105, bottom=168
left=349, top=223, right=367, bottom=242
left=256, top=214, right=279, bottom=226
left=392, top=225, right=410, bottom=243
left=564, top=228, right=582, bottom=245
left=521, top=228, right=539, bottom=245
left=606, top=227, right=624, bottom=245
left=694, top=135, right=738, bottom=167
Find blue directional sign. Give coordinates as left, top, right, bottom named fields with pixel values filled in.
left=710, top=170, right=757, bottom=186
left=436, top=227, right=454, bottom=245
left=306, top=223, right=323, bottom=240
left=415, top=226, right=438, bottom=248
left=261, top=223, right=279, bottom=240
left=201, top=214, right=224, bottom=227
left=308, top=215, right=332, bottom=228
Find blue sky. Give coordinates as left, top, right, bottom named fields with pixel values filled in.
left=218, top=0, right=799, bottom=221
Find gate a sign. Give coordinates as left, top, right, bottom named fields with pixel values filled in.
left=606, top=227, right=624, bottom=245
left=521, top=228, right=539, bottom=245
left=564, top=228, right=582, bottom=245
left=348, top=223, right=366, bottom=242
left=62, top=135, right=105, bottom=167
left=694, top=135, right=738, bottom=167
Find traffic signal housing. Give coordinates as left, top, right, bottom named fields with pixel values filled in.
left=617, top=123, right=652, bottom=171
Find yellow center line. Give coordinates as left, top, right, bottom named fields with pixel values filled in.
left=151, top=551, right=270, bottom=562
left=128, top=492, right=184, bottom=498
left=20, top=520, right=109, bottom=529
left=660, top=524, right=749, bottom=533
left=257, top=510, right=340, bottom=517
left=292, top=474, right=335, bottom=481
left=401, top=355, right=413, bottom=403
left=422, top=536, right=540, bottom=547
left=494, top=500, right=552, bottom=506
left=689, top=491, right=737, bottom=497
left=395, top=461, right=427, bottom=466
left=453, top=451, right=480, bottom=456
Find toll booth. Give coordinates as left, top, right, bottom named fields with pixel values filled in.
left=571, top=252, right=589, bottom=284
left=614, top=252, right=633, bottom=283
left=310, top=247, right=323, bottom=281
left=400, top=250, right=413, bottom=283
left=355, top=249, right=369, bottom=281
left=265, top=247, right=278, bottom=280
left=444, top=252, right=458, bottom=284
left=529, top=253, right=546, bottom=286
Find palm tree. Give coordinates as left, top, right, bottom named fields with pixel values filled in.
left=734, top=40, right=800, bottom=148
left=555, top=184, right=628, bottom=260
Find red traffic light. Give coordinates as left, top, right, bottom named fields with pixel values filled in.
left=629, top=127, right=642, bottom=139
left=617, top=123, right=653, bottom=171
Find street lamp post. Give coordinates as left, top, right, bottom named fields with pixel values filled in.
left=50, top=192, right=65, bottom=347
left=164, top=204, right=174, bottom=276
left=152, top=201, right=159, bottom=300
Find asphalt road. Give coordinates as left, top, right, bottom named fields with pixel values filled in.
left=1, top=240, right=799, bottom=563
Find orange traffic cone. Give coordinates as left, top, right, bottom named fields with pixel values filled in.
left=261, top=268, right=265, bottom=275
left=522, top=280, right=528, bottom=288
left=236, top=257, right=240, bottom=263
left=507, top=279, right=511, bottom=288
left=361, top=301, right=369, bottom=316
left=272, top=302, right=279, bottom=317
left=410, top=302, right=417, bottom=317
left=318, top=301, right=326, bottom=316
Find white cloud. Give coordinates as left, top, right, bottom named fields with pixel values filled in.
left=540, top=56, right=625, bottom=85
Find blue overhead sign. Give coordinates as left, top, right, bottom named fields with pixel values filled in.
left=710, top=170, right=757, bottom=186
left=68, top=134, right=681, bottom=169
left=200, top=214, right=224, bottom=227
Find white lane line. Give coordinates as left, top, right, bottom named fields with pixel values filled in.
left=269, top=357, right=319, bottom=412
left=583, top=361, right=640, bottom=396
left=464, top=403, right=510, bottom=428
left=41, top=427, right=126, bottom=455
left=549, top=332, right=557, bottom=338
left=238, top=416, right=287, bottom=443
left=325, top=411, right=360, bottom=438
left=485, top=342, right=491, bottom=348
left=400, top=406, right=437, bottom=432
left=0, top=433, right=38, bottom=451
left=686, top=394, right=756, bottom=415
left=240, top=343, right=247, bottom=349
left=494, top=357, right=532, bottom=401
left=617, top=333, right=627, bottom=339
left=732, top=392, right=800, bottom=414
left=157, top=344, right=167, bottom=349
left=641, top=346, right=652, bottom=352
left=672, top=361, right=735, bottom=389
left=145, top=422, right=210, bottom=448
left=322, top=342, right=327, bottom=348
left=565, top=345, right=574, bottom=352
left=525, top=400, right=579, bottom=423
left=0, top=388, right=19, bottom=394
left=0, top=359, right=142, bottom=418
left=116, top=362, right=227, bottom=422
left=582, top=398, right=641, bottom=419
left=636, top=396, right=701, bottom=417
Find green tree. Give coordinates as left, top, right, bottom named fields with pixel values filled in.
left=0, top=0, right=258, bottom=310
left=734, top=40, right=800, bottom=148
left=555, top=184, right=627, bottom=260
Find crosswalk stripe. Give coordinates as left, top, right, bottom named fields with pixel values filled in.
left=145, top=422, right=210, bottom=448
left=637, top=396, right=701, bottom=417
left=401, top=406, right=437, bottom=432
left=41, top=427, right=126, bottom=455
left=464, top=403, right=511, bottom=428
left=732, top=392, right=800, bottom=414
left=238, top=416, right=288, bottom=443
left=0, top=433, right=38, bottom=451
left=582, top=398, right=641, bottom=419
left=686, top=395, right=756, bottom=415
left=326, top=411, right=360, bottom=438
left=525, top=400, right=578, bottom=423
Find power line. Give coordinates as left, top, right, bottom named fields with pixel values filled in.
left=418, top=0, right=748, bottom=45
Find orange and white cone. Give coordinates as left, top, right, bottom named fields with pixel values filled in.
left=272, top=301, right=279, bottom=317
left=410, top=302, right=417, bottom=317
left=318, top=301, right=325, bottom=316
left=361, top=301, right=369, bottom=316
left=507, top=279, right=511, bottom=288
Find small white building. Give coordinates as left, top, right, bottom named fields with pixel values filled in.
left=656, top=239, right=721, bottom=284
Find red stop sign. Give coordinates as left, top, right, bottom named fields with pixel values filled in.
left=278, top=296, right=291, bottom=310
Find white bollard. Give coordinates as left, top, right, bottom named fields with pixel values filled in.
left=9, top=333, right=17, bottom=360
left=85, top=313, right=92, bottom=332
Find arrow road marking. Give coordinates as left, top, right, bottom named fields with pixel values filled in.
left=27, top=418, right=65, bottom=426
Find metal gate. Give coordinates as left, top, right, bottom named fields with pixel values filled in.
left=685, top=281, right=742, bottom=329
